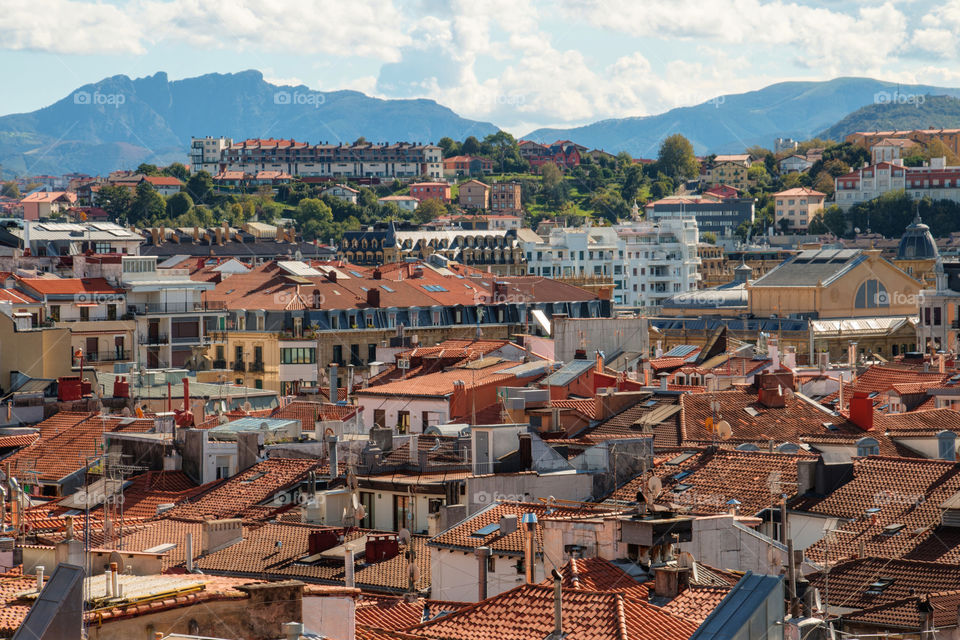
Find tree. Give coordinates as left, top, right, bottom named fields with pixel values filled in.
left=701, top=231, right=717, bottom=244
left=813, top=171, right=835, bottom=197
left=186, top=171, right=214, bottom=204
left=462, top=136, right=481, bottom=156
left=483, top=131, right=524, bottom=173
left=657, top=134, right=698, bottom=181
left=808, top=214, right=828, bottom=235
left=166, top=191, right=193, bottom=218
left=354, top=136, right=368, bottom=146
left=95, top=184, right=134, bottom=221
left=128, top=181, right=166, bottom=224
left=540, top=163, right=568, bottom=207
left=1, top=181, right=19, bottom=198
left=621, top=164, right=644, bottom=204
left=746, top=145, right=772, bottom=161
left=777, top=218, right=791, bottom=235
left=438, top=137, right=461, bottom=158
left=136, top=163, right=160, bottom=175
left=414, top=198, right=446, bottom=224
left=823, top=205, right=847, bottom=237
left=297, top=197, right=333, bottom=224
left=163, top=162, right=190, bottom=181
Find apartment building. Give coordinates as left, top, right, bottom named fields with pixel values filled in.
left=190, top=136, right=232, bottom=174
left=773, top=187, right=826, bottom=230
left=700, top=154, right=752, bottom=190
left=458, top=180, right=490, bottom=209
left=212, top=138, right=443, bottom=180
left=835, top=157, right=960, bottom=209
left=522, top=218, right=700, bottom=308
left=490, top=182, right=522, bottom=213
left=646, top=195, right=754, bottom=243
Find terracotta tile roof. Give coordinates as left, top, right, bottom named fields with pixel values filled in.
left=40, top=519, right=206, bottom=570
left=15, top=276, right=123, bottom=296
left=807, top=558, right=960, bottom=613
left=355, top=596, right=469, bottom=630
left=822, top=366, right=950, bottom=406
left=355, top=360, right=522, bottom=399
left=429, top=501, right=618, bottom=555
left=161, top=458, right=322, bottom=522
left=797, top=457, right=960, bottom=563
left=588, top=395, right=682, bottom=447
left=405, top=582, right=698, bottom=640
left=0, top=576, right=43, bottom=635
left=877, top=408, right=960, bottom=436
left=0, top=433, right=39, bottom=449
left=843, top=589, right=960, bottom=629
left=680, top=389, right=871, bottom=447
left=540, top=557, right=646, bottom=594
left=47, top=470, right=209, bottom=519
left=659, top=585, right=731, bottom=625
left=194, top=522, right=431, bottom=594
left=551, top=398, right=600, bottom=420
left=5, top=412, right=155, bottom=483
left=271, top=400, right=357, bottom=430
left=607, top=449, right=811, bottom=516
left=0, top=289, right=40, bottom=304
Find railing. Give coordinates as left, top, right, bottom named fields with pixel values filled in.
left=250, top=361, right=265, bottom=373
left=233, top=361, right=246, bottom=372
left=85, top=350, right=132, bottom=363
left=212, top=359, right=227, bottom=369
left=128, top=302, right=227, bottom=314
left=139, top=334, right=168, bottom=345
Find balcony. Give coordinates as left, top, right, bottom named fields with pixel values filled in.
left=139, top=334, right=168, bottom=345
left=213, top=359, right=227, bottom=369
left=85, top=350, right=132, bottom=363
left=250, top=361, right=265, bottom=373
left=128, top=301, right=227, bottom=315
left=233, top=361, right=246, bottom=373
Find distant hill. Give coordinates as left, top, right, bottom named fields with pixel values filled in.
left=0, top=70, right=498, bottom=176
left=524, top=77, right=960, bottom=155
left=819, top=95, right=960, bottom=141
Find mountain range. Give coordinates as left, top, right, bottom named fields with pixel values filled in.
left=4, top=73, right=960, bottom=177
left=0, top=70, right=498, bottom=176
left=523, top=78, right=960, bottom=156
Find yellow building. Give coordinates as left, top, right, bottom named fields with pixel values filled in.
left=748, top=248, right=920, bottom=318
left=773, top=187, right=826, bottom=231
left=0, top=313, right=72, bottom=392
left=701, top=155, right=753, bottom=191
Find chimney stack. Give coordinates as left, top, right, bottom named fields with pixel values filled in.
left=476, top=546, right=490, bottom=601
left=659, top=373, right=669, bottom=391
left=849, top=391, right=874, bottom=431
left=551, top=569, right=563, bottom=638
left=345, top=547, right=355, bottom=588
left=329, top=363, right=338, bottom=404
left=327, top=435, right=339, bottom=480
left=522, top=512, right=538, bottom=583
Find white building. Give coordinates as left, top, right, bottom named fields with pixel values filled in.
left=321, top=184, right=360, bottom=204
left=778, top=155, right=813, bottom=174
left=190, top=136, right=232, bottom=175
left=377, top=195, right=419, bottom=212
left=835, top=156, right=960, bottom=210
left=521, top=218, right=700, bottom=309
left=120, top=256, right=226, bottom=369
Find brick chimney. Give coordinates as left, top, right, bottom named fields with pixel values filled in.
left=849, top=390, right=874, bottom=431
left=367, top=287, right=380, bottom=308
left=654, top=566, right=690, bottom=599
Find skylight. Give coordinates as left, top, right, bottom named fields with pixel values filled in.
left=381, top=285, right=395, bottom=292
left=349, top=270, right=365, bottom=278
left=471, top=523, right=500, bottom=537
left=744, top=407, right=760, bottom=417
left=673, top=483, right=693, bottom=493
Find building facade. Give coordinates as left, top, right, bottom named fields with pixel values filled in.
left=490, top=182, right=523, bottom=213
left=190, top=136, right=232, bottom=174
left=646, top=195, right=754, bottom=243
left=773, top=188, right=826, bottom=230
left=458, top=180, right=490, bottom=209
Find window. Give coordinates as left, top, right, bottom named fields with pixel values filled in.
left=215, top=455, right=231, bottom=480
left=49, top=305, right=60, bottom=322
left=368, top=343, right=377, bottom=362
left=107, top=304, right=117, bottom=321
left=397, top=410, right=410, bottom=433
left=360, top=492, right=374, bottom=528
left=332, top=345, right=343, bottom=365
left=856, top=437, right=880, bottom=457
left=281, top=347, right=316, bottom=364
left=939, top=431, right=957, bottom=461
left=80, top=306, right=90, bottom=321
left=855, top=280, right=889, bottom=309
left=373, top=409, right=386, bottom=428
left=393, top=495, right=412, bottom=531
left=253, top=345, right=263, bottom=364
left=254, top=379, right=263, bottom=389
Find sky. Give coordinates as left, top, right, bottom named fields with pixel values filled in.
left=2, top=0, right=960, bottom=134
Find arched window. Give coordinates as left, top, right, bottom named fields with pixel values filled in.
left=854, top=279, right=889, bottom=308
left=856, top=437, right=880, bottom=457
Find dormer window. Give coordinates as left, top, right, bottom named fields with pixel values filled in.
left=856, top=437, right=880, bottom=457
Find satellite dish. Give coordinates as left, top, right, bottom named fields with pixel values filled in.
left=645, top=476, right=663, bottom=504
left=295, top=249, right=303, bottom=261
left=399, top=528, right=411, bottom=545
left=716, top=420, right=732, bottom=441
left=354, top=504, right=366, bottom=521
left=120, top=407, right=131, bottom=417
left=352, top=493, right=360, bottom=510
left=677, top=551, right=695, bottom=569
left=242, top=401, right=252, bottom=412
left=784, top=388, right=795, bottom=401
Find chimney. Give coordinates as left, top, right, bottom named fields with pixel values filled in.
left=329, top=363, right=338, bottom=403
left=367, top=287, right=380, bottom=307
left=346, top=364, right=354, bottom=401
left=518, top=433, right=532, bottom=469
left=185, top=532, right=194, bottom=572
left=110, top=562, right=119, bottom=597
left=476, top=546, right=490, bottom=601
left=758, top=385, right=785, bottom=408
left=768, top=337, right=780, bottom=369
left=344, top=547, right=355, bottom=588
left=551, top=569, right=563, bottom=639
left=848, top=341, right=858, bottom=367
left=409, top=434, right=419, bottom=465
left=284, top=623, right=305, bottom=640
left=659, top=373, right=669, bottom=391
left=522, top=512, right=538, bottom=583
left=595, top=350, right=603, bottom=373
left=784, top=346, right=797, bottom=370
left=327, top=435, right=339, bottom=479
left=201, top=518, right=243, bottom=554
left=35, top=566, right=44, bottom=592
left=654, top=566, right=690, bottom=599
left=327, top=270, right=337, bottom=283
left=849, top=391, right=874, bottom=431
left=373, top=268, right=382, bottom=280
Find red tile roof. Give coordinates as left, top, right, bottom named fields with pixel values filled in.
left=356, top=360, right=522, bottom=399
left=659, top=586, right=731, bottom=625
left=406, top=582, right=698, bottom=640
left=161, top=458, right=322, bottom=522
left=807, top=558, right=960, bottom=613
left=843, top=589, right=960, bottom=630
left=15, top=276, right=123, bottom=297
left=356, top=596, right=469, bottom=631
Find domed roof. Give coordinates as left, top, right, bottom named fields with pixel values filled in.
left=897, top=215, right=938, bottom=260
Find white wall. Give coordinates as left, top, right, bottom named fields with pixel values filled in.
left=356, top=395, right=448, bottom=433
left=430, top=546, right=543, bottom=602
left=680, top=515, right=786, bottom=575
left=303, top=594, right=356, bottom=640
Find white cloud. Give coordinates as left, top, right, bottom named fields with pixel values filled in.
left=0, top=0, right=144, bottom=54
